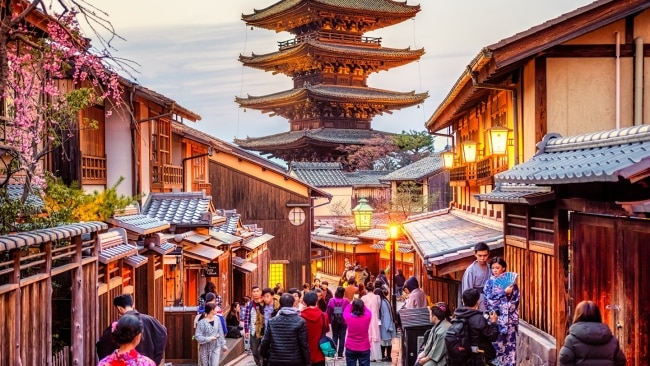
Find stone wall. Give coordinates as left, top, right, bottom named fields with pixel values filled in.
left=517, top=321, right=557, bottom=366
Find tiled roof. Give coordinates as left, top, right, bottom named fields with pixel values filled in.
left=289, top=162, right=349, bottom=187
left=209, top=230, right=243, bottom=245
left=357, top=228, right=390, bottom=240
left=5, top=184, right=45, bottom=212
left=402, top=209, right=502, bottom=259
left=233, top=256, right=258, bottom=273
left=240, top=40, right=424, bottom=67
left=106, top=215, right=170, bottom=235
left=381, top=155, right=444, bottom=181
left=242, top=233, right=274, bottom=251
left=213, top=210, right=241, bottom=235
left=496, top=125, right=650, bottom=185
left=236, top=128, right=394, bottom=149
left=142, top=192, right=223, bottom=226
left=243, top=0, right=419, bottom=22
left=236, top=84, right=428, bottom=106
left=0, top=222, right=107, bottom=252
left=344, top=170, right=391, bottom=186
left=474, top=183, right=555, bottom=205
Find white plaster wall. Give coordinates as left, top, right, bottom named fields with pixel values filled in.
left=105, top=109, right=134, bottom=197
left=314, top=186, right=353, bottom=217
left=547, top=57, right=634, bottom=136
left=636, top=11, right=650, bottom=123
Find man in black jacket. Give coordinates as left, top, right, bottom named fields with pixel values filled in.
left=452, top=288, right=500, bottom=366
left=96, top=294, right=168, bottom=365
left=261, top=293, right=311, bottom=366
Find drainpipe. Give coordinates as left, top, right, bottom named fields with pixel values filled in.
left=615, top=31, right=621, bottom=129
left=634, top=36, right=644, bottom=126
left=467, top=66, right=520, bottom=165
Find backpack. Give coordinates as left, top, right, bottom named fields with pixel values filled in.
left=331, top=299, right=345, bottom=325
left=444, top=317, right=472, bottom=365
left=319, top=313, right=337, bottom=357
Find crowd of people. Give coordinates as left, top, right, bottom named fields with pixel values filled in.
left=92, top=246, right=625, bottom=366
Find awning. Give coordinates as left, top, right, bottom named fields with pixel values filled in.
left=370, top=240, right=414, bottom=253
left=209, top=230, right=243, bottom=245
left=402, top=209, right=503, bottom=276
left=124, top=254, right=148, bottom=268
left=98, top=244, right=138, bottom=264
left=242, top=233, right=274, bottom=251
left=233, top=256, right=258, bottom=273
left=474, top=184, right=555, bottom=205
left=183, top=244, right=224, bottom=262
left=106, top=214, right=170, bottom=235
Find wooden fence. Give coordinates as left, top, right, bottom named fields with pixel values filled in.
left=0, top=222, right=106, bottom=366
left=53, top=346, right=70, bottom=366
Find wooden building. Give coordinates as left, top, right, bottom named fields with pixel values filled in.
left=235, top=0, right=427, bottom=166
left=425, top=0, right=650, bottom=363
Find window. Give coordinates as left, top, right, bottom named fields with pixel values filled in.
left=151, top=118, right=171, bottom=183
left=191, top=145, right=207, bottom=182
left=269, top=263, right=285, bottom=289
left=288, top=207, right=306, bottom=226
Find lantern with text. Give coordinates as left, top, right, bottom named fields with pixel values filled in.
left=442, top=150, right=455, bottom=169
left=462, top=140, right=478, bottom=163
left=352, top=197, right=374, bottom=230
left=488, top=125, right=511, bottom=155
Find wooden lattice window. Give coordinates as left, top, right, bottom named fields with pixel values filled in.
left=151, top=118, right=171, bottom=183
left=191, top=145, right=207, bottom=183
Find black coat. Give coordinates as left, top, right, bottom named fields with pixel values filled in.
left=96, top=310, right=167, bottom=365
left=559, top=322, right=626, bottom=365
left=453, top=307, right=500, bottom=360
left=260, top=308, right=311, bottom=366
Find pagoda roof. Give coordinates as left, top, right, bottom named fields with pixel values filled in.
left=240, top=39, right=424, bottom=74
left=235, top=84, right=428, bottom=109
left=242, top=0, right=420, bottom=32
left=235, top=128, right=394, bottom=149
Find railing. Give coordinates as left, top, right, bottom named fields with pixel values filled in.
left=449, top=165, right=467, bottom=183
left=81, top=155, right=107, bottom=185
left=192, top=182, right=211, bottom=193
left=449, top=155, right=509, bottom=186
left=151, top=164, right=183, bottom=190
left=53, top=346, right=70, bottom=366
left=278, top=32, right=382, bottom=49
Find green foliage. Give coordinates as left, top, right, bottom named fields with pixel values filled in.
left=392, top=130, right=435, bottom=167
left=381, top=181, right=440, bottom=222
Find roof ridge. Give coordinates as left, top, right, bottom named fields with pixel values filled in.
left=542, top=124, right=650, bottom=153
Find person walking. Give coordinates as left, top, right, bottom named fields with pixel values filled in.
left=98, top=314, right=156, bottom=366
left=96, top=294, right=167, bottom=365
left=242, top=286, right=263, bottom=365
left=394, top=269, right=406, bottom=297
left=302, top=291, right=329, bottom=366
left=375, top=288, right=397, bottom=362
left=416, top=303, right=451, bottom=366
left=327, top=286, right=350, bottom=360
left=484, top=257, right=520, bottom=366
left=361, top=283, right=382, bottom=361
left=260, top=294, right=311, bottom=366
left=403, top=276, right=427, bottom=309
left=343, top=299, right=372, bottom=366
left=559, top=300, right=626, bottom=365
left=448, top=289, right=500, bottom=366
left=462, top=242, right=491, bottom=311
left=195, top=302, right=228, bottom=366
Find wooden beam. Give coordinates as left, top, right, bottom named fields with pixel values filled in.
left=71, top=235, right=84, bottom=365
left=554, top=208, right=570, bottom=356
left=12, top=249, right=20, bottom=366
left=43, top=241, right=53, bottom=366
left=557, top=198, right=627, bottom=216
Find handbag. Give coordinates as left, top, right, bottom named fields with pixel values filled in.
left=319, top=313, right=336, bottom=357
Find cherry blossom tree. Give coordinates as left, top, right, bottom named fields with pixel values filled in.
left=0, top=0, right=127, bottom=203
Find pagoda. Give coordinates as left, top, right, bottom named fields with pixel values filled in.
left=235, top=0, right=428, bottom=166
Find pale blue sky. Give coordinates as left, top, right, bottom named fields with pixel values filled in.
left=92, top=0, right=593, bottom=149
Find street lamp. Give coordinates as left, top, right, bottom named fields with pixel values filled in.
left=352, top=197, right=374, bottom=231
left=441, top=150, right=455, bottom=169
left=462, top=140, right=478, bottom=163
left=387, top=224, right=399, bottom=319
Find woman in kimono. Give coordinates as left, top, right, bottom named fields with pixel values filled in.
left=416, top=302, right=452, bottom=366
left=375, top=288, right=397, bottom=362
left=195, top=302, right=228, bottom=366
left=484, top=257, right=520, bottom=366
left=361, top=282, right=382, bottom=361
left=98, top=314, right=155, bottom=366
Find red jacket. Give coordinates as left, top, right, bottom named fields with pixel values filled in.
left=301, top=306, right=328, bottom=363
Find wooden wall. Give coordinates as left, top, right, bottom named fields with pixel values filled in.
left=427, top=170, right=452, bottom=211
left=164, top=310, right=197, bottom=363
left=210, top=161, right=312, bottom=288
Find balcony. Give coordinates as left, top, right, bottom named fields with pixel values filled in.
left=278, top=32, right=382, bottom=50
left=81, top=155, right=107, bottom=185
left=151, top=164, right=183, bottom=192
left=192, top=182, right=211, bottom=193
left=449, top=155, right=508, bottom=187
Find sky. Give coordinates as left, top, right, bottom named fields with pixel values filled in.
left=90, top=0, right=594, bottom=151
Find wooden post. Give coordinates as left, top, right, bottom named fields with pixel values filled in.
left=147, top=252, right=156, bottom=317
left=71, top=235, right=84, bottom=365
left=43, top=241, right=53, bottom=366
left=11, top=248, right=22, bottom=366
left=554, top=208, right=570, bottom=355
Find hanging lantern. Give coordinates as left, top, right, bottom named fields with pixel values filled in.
left=462, top=140, right=478, bottom=163
left=352, top=197, right=374, bottom=230
left=442, top=150, right=455, bottom=169
left=487, top=125, right=511, bottom=155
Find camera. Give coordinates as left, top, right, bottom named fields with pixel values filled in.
left=484, top=309, right=501, bottom=316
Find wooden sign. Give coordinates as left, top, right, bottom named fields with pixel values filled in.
left=204, top=263, right=219, bottom=277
